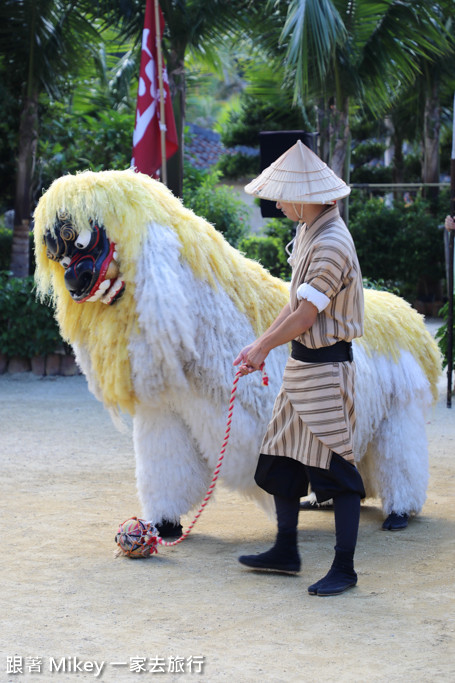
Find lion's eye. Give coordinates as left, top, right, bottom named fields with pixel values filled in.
left=75, top=229, right=92, bottom=249
left=60, top=256, right=71, bottom=269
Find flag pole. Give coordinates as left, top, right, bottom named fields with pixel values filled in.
left=154, top=0, right=167, bottom=185
left=447, top=92, right=455, bottom=408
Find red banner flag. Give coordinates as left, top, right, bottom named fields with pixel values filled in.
left=131, top=0, right=178, bottom=178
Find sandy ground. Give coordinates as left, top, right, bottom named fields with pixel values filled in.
left=1, top=354, right=455, bottom=682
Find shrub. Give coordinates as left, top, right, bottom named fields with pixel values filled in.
left=238, top=235, right=288, bottom=279
left=181, top=162, right=207, bottom=195
left=0, top=272, right=63, bottom=358
left=0, top=228, right=35, bottom=274
left=182, top=165, right=250, bottom=247
left=362, top=277, right=400, bottom=295
left=36, top=105, right=135, bottom=196
left=264, top=218, right=295, bottom=249
left=351, top=165, right=393, bottom=184
left=348, top=195, right=445, bottom=302
left=435, top=301, right=454, bottom=371
left=350, top=141, right=393, bottom=185
left=216, top=152, right=259, bottom=180
left=238, top=218, right=295, bottom=280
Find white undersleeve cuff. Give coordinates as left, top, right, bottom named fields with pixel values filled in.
left=296, top=283, right=330, bottom=312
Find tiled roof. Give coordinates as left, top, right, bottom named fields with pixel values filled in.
left=185, top=123, right=258, bottom=170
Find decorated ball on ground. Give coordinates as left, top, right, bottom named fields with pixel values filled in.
left=115, top=517, right=159, bottom=558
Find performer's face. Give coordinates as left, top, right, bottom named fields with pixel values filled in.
left=43, top=215, right=125, bottom=305
left=276, top=201, right=327, bottom=223
left=276, top=201, right=305, bottom=221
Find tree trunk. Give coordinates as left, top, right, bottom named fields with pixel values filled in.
left=329, top=96, right=350, bottom=219
left=422, top=70, right=440, bottom=206
left=389, top=115, right=404, bottom=203
left=392, top=131, right=404, bottom=185
left=10, top=91, right=39, bottom=278
left=317, top=98, right=331, bottom=163
left=166, top=45, right=186, bottom=198
left=330, top=96, right=350, bottom=182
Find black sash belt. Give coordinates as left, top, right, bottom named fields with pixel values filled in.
left=291, top=339, right=353, bottom=363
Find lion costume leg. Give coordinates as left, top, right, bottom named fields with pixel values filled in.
left=133, top=404, right=212, bottom=526
left=352, top=344, right=433, bottom=530
left=357, top=399, right=429, bottom=527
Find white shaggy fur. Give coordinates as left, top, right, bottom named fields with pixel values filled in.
left=353, top=345, right=431, bottom=515
left=74, top=220, right=434, bottom=524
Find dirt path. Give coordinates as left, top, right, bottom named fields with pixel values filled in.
left=1, top=368, right=455, bottom=683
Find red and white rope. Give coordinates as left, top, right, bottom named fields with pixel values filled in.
left=157, top=365, right=268, bottom=548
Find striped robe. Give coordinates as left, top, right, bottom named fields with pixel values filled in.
left=260, top=204, right=364, bottom=469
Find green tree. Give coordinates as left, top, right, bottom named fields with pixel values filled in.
left=182, top=164, right=250, bottom=247
left=35, top=33, right=138, bottom=194
left=376, top=6, right=455, bottom=204
left=0, top=0, right=101, bottom=277
left=99, top=0, right=255, bottom=197
left=269, top=0, right=450, bottom=182
left=220, top=89, right=309, bottom=149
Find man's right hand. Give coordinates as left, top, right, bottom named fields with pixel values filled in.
left=233, top=343, right=254, bottom=367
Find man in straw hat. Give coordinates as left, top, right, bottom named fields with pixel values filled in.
left=234, top=140, right=365, bottom=596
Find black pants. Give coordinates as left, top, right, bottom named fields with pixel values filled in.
left=257, top=452, right=365, bottom=555
left=255, top=452, right=366, bottom=503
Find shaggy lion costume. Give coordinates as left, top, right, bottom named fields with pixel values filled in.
left=34, top=169, right=441, bottom=530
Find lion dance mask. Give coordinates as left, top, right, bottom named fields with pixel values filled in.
left=44, top=213, right=125, bottom=305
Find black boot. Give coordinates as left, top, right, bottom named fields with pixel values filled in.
left=238, top=530, right=301, bottom=574
left=308, top=550, right=357, bottom=596
left=308, top=491, right=361, bottom=596
left=156, top=520, right=183, bottom=538
left=382, top=512, right=409, bottom=530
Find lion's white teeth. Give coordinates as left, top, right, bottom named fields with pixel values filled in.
left=86, top=279, right=110, bottom=301
left=101, top=277, right=124, bottom=304
left=113, top=250, right=118, bottom=260
left=99, top=280, right=111, bottom=292
left=86, top=288, right=104, bottom=302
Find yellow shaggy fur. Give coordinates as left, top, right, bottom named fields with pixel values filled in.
left=34, top=169, right=441, bottom=413
left=361, top=289, right=441, bottom=401
left=34, top=170, right=289, bottom=414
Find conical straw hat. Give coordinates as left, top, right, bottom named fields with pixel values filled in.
left=244, top=139, right=350, bottom=204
